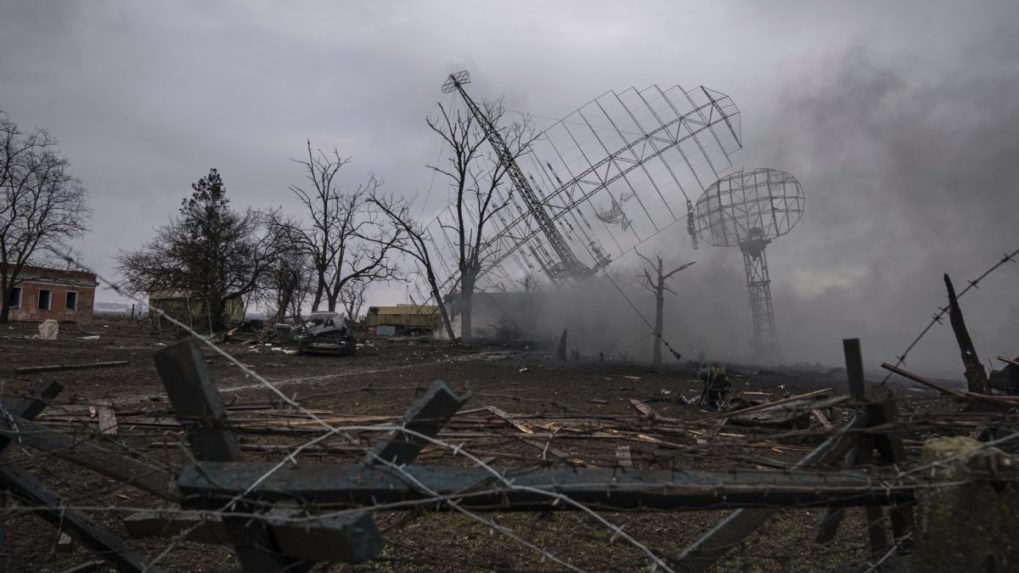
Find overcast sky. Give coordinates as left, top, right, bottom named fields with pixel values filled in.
left=2, top=0, right=1017, bottom=374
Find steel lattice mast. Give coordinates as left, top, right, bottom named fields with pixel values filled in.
left=740, top=230, right=777, bottom=355
left=441, top=70, right=588, bottom=282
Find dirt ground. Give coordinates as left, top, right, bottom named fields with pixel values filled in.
left=0, top=319, right=952, bottom=572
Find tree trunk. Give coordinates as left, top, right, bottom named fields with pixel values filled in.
left=460, top=291, right=473, bottom=346
left=311, top=278, right=325, bottom=312
left=208, top=296, right=227, bottom=332
left=653, top=289, right=664, bottom=367
left=0, top=272, right=13, bottom=323
left=424, top=268, right=456, bottom=344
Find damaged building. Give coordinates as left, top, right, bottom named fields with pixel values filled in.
left=0, top=265, right=98, bottom=323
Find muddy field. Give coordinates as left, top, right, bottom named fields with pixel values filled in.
left=0, top=319, right=951, bottom=572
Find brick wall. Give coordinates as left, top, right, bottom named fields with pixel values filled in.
left=1, top=266, right=97, bottom=323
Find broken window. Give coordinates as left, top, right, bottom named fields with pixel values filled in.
left=7, top=287, right=21, bottom=308
left=66, top=291, right=78, bottom=310
left=38, top=289, right=51, bottom=310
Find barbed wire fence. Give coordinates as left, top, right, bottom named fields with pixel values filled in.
left=0, top=243, right=1014, bottom=572
left=880, top=246, right=1018, bottom=382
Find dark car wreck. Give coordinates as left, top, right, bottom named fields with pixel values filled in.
left=274, top=312, right=357, bottom=356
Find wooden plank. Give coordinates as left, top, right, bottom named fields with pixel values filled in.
left=0, top=380, right=64, bottom=573
left=842, top=339, right=888, bottom=558
left=997, top=355, right=1019, bottom=368
left=521, top=439, right=591, bottom=467
left=153, top=341, right=244, bottom=461
left=0, top=381, right=64, bottom=454
left=56, top=561, right=106, bottom=573
left=487, top=406, right=535, bottom=434
left=694, top=388, right=832, bottom=423
left=881, top=363, right=1016, bottom=408
left=13, top=361, right=129, bottom=375
left=630, top=399, right=656, bottom=418
left=672, top=415, right=863, bottom=571
left=365, top=379, right=466, bottom=466
left=176, top=462, right=913, bottom=510
left=866, top=386, right=914, bottom=548
left=0, top=465, right=156, bottom=572
left=0, top=417, right=176, bottom=501
left=811, top=409, right=834, bottom=430
left=123, top=510, right=381, bottom=563
left=153, top=339, right=312, bottom=573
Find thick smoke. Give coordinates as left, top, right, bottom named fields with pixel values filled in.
left=475, top=50, right=1019, bottom=377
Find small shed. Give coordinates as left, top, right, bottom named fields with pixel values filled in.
left=148, top=290, right=244, bottom=331
left=365, top=304, right=440, bottom=337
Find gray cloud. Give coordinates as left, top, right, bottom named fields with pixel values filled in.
left=1, top=0, right=1016, bottom=375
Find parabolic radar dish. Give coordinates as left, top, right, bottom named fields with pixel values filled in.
left=693, top=168, right=804, bottom=249
left=692, top=167, right=805, bottom=359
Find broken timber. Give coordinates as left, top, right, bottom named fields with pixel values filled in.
left=671, top=338, right=891, bottom=571
left=155, top=340, right=341, bottom=572
left=366, top=380, right=467, bottom=466
left=0, top=381, right=158, bottom=572
left=13, top=360, right=129, bottom=375
left=945, top=274, right=989, bottom=394
left=176, top=463, right=914, bottom=510
left=123, top=510, right=381, bottom=562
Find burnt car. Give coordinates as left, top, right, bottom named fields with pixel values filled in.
left=293, top=312, right=357, bottom=356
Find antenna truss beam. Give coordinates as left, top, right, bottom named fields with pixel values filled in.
left=444, top=71, right=588, bottom=281
left=482, top=86, right=741, bottom=275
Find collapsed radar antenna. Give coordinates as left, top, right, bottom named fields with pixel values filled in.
left=441, top=69, right=588, bottom=281
left=441, top=70, right=471, bottom=93
left=419, top=70, right=743, bottom=305
left=692, top=168, right=805, bottom=358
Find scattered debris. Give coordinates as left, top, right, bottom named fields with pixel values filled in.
left=96, top=404, right=118, bottom=436
left=486, top=405, right=535, bottom=434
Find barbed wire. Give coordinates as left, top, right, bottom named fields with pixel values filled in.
left=881, top=246, right=1018, bottom=382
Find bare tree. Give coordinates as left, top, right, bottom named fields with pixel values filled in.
left=338, top=278, right=370, bottom=321
left=0, top=114, right=90, bottom=322
left=428, top=99, right=536, bottom=345
left=367, top=192, right=456, bottom=342
left=637, top=252, right=695, bottom=367
left=262, top=215, right=314, bottom=324
left=287, top=141, right=401, bottom=313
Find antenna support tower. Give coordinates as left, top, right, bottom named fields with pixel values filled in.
left=693, top=168, right=804, bottom=358
left=442, top=70, right=589, bottom=282
left=740, top=229, right=776, bottom=355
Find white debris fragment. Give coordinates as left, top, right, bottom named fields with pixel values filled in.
left=34, top=319, right=59, bottom=340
